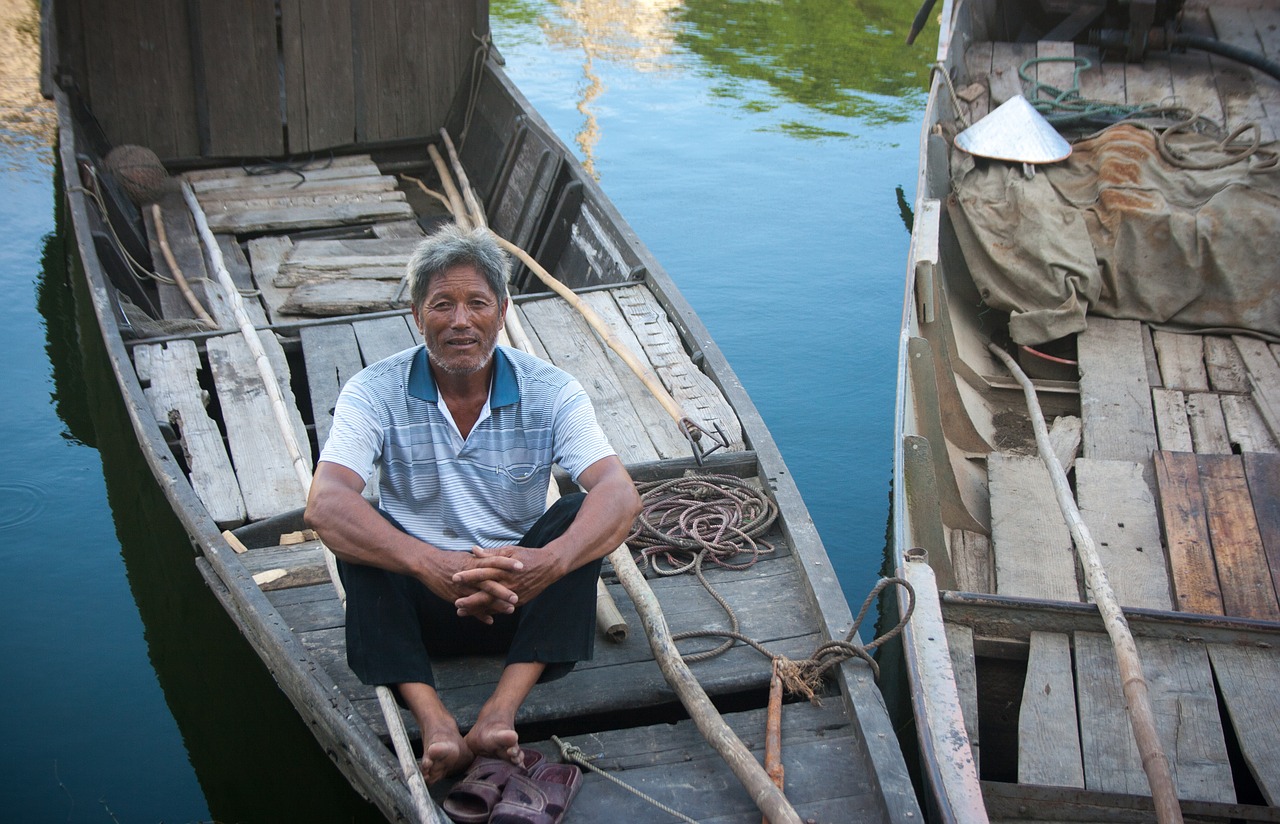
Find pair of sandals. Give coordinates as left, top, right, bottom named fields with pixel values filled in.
left=443, top=747, right=583, bottom=824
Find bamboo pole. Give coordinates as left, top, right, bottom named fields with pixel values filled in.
left=609, top=544, right=802, bottom=824
left=987, top=343, right=1183, bottom=824
left=151, top=204, right=216, bottom=328
left=182, top=182, right=444, bottom=824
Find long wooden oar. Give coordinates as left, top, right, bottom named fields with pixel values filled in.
left=988, top=342, right=1183, bottom=824
left=181, top=182, right=445, bottom=824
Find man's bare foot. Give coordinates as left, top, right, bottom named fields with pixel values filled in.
left=420, top=725, right=473, bottom=784
left=464, top=715, right=521, bottom=764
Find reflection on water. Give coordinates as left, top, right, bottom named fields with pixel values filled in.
left=0, top=0, right=55, bottom=171
left=676, top=0, right=932, bottom=129
left=496, top=0, right=931, bottom=164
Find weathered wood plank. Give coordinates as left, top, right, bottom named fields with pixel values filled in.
left=1018, top=631, right=1084, bottom=789
left=184, top=155, right=376, bottom=186
left=1076, top=458, right=1171, bottom=610
left=278, top=279, right=409, bottom=317
left=275, top=264, right=407, bottom=288
left=989, top=42, right=1035, bottom=105
left=195, top=178, right=398, bottom=203
left=1074, top=44, right=1127, bottom=112
left=531, top=702, right=878, bottom=824
left=239, top=540, right=330, bottom=591
left=1186, top=392, right=1232, bottom=454
left=946, top=624, right=980, bottom=775
left=300, top=323, right=363, bottom=448
left=1153, top=451, right=1224, bottom=615
left=1208, top=643, right=1280, bottom=805
left=963, top=40, right=993, bottom=123
left=280, top=0, right=356, bottom=153
left=519, top=298, right=663, bottom=465
left=352, top=315, right=417, bottom=365
left=1078, top=318, right=1158, bottom=466
left=1222, top=394, right=1280, bottom=454
left=951, top=528, right=993, bottom=594
left=1243, top=452, right=1280, bottom=606
left=611, top=286, right=745, bottom=450
left=1124, top=51, right=1175, bottom=109
left=1152, top=388, right=1194, bottom=452
left=1235, top=336, right=1280, bottom=441
left=989, top=453, right=1079, bottom=602
left=578, top=291, right=698, bottom=460
left=1168, top=50, right=1227, bottom=125
left=1153, top=331, right=1208, bottom=391
left=1205, top=6, right=1278, bottom=142
left=204, top=200, right=415, bottom=235
left=205, top=331, right=312, bottom=521
left=1203, top=336, right=1250, bottom=393
left=194, top=0, right=282, bottom=157
left=215, top=234, right=269, bottom=327
left=245, top=235, right=295, bottom=324
left=134, top=341, right=246, bottom=526
left=1198, top=453, right=1280, bottom=621
left=1075, top=633, right=1233, bottom=803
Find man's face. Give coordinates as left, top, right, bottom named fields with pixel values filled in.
left=413, top=264, right=507, bottom=377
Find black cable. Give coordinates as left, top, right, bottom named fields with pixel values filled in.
left=1173, top=33, right=1280, bottom=83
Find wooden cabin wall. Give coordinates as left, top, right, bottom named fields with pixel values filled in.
left=54, top=0, right=485, bottom=161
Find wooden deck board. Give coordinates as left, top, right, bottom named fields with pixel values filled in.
left=578, top=290, right=698, bottom=460
left=352, top=315, right=417, bottom=365
left=1018, top=631, right=1084, bottom=789
left=1204, top=336, right=1250, bottom=393
left=299, top=323, right=363, bottom=448
left=1153, top=451, right=1225, bottom=615
left=278, top=277, right=409, bottom=316
left=611, top=286, right=744, bottom=450
left=1198, top=453, right=1280, bottom=621
left=134, top=340, right=246, bottom=526
left=1076, top=458, right=1171, bottom=610
left=520, top=297, right=663, bottom=465
left=538, top=702, right=877, bottom=823
left=205, top=331, right=312, bottom=521
left=1075, top=633, right=1233, bottom=803
left=946, top=624, right=980, bottom=774
left=1078, top=318, right=1158, bottom=467
left=245, top=235, right=295, bottom=323
left=1153, top=331, right=1209, bottom=392
left=1223, top=394, right=1280, bottom=454
left=989, top=453, right=1079, bottom=602
left=1187, top=392, right=1232, bottom=454
left=1152, top=388, right=1194, bottom=452
left=1243, top=452, right=1280, bottom=604
left=1208, top=643, right=1280, bottom=806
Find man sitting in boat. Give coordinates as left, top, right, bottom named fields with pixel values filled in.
left=304, top=223, right=641, bottom=784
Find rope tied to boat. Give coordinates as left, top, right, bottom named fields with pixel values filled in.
left=625, top=474, right=916, bottom=692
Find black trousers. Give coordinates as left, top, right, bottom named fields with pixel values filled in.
left=338, top=493, right=601, bottom=689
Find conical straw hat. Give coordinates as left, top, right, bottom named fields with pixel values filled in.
left=955, top=95, right=1072, bottom=164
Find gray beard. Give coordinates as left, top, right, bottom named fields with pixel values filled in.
left=425, top=341, right=495, bottom=376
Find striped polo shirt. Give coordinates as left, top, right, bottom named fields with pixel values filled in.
left=319, top=344, right=615, bottom=551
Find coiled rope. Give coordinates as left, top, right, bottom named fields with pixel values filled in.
left=624, top=474, right=916, bottom=696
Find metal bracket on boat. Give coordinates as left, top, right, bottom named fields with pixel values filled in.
left=680, top=417, right=729, bottom=466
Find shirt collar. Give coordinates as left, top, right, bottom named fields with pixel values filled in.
left=408, top=345, right=519, bottom=408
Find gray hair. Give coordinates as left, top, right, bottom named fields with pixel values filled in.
left=406, top=223, right=510, bottom=308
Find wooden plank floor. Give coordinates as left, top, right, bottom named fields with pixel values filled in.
left=253, top=518, right=810, bottom=740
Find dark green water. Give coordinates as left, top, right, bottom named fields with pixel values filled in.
left=2, top=1, right=932, bottom=820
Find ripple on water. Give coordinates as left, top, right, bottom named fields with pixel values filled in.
left=0, top=481, right=47, bottom=532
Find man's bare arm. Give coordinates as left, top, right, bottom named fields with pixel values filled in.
left=304, top=461, right=521, bottom=620
left=452, top=456, right=641, bottom=611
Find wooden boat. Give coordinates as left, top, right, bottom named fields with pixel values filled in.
left=894, top=0, right=1280, bottom=821
left=47, top=1, right=920, bottom=821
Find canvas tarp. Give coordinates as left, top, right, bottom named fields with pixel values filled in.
left=948, top=123, right=1280, bottom=345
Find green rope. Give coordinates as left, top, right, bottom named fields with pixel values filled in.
left=1019, top=56, right=1150, bottom=126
